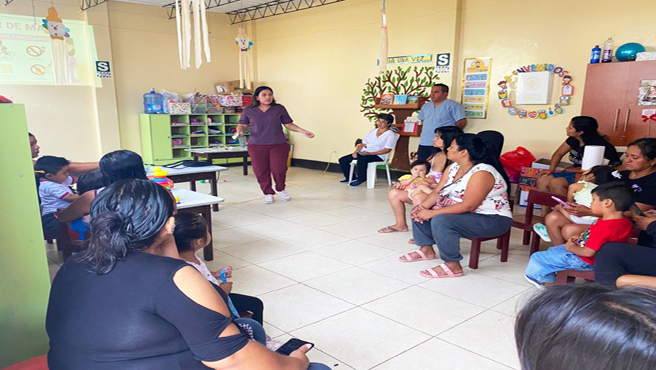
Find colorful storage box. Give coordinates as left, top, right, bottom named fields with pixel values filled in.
left=166, top=102, right=191, bottom=114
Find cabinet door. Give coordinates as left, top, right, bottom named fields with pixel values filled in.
left=150, top=115, right=173, bottom=160
left=621, top=61, right=656, bottom=145
left=581, top=63, right=631, bottom=144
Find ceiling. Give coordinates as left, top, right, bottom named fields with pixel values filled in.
left=113, top=0, right=273, bottom=13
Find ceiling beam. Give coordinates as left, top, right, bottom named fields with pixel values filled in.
left=163, top=0, right=242, bottom=19
left=227, top=0, right=345, bottom=24
left=79, top=0, right=110, bottom=11
left=4, top=0, right=16, bottom=6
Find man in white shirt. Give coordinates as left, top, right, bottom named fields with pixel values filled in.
left=416, top=84, right=467, bottom=160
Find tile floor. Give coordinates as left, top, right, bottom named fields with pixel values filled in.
left=46, top=166, right=544, bottom=370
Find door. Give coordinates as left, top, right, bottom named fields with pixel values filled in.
left=581, top=63, right=631, bottom=144
left=150, top=115, right=173, bottom=160
left=621, top=60, right=656, bottom=145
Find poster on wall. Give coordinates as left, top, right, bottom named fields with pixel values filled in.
left=639, top=80, right=656, bottom=106
left=434, top=53, right=451, bottom=74
left=461, top=57, right=492, bottom=119
left=386, top=54, right=433, bottom=65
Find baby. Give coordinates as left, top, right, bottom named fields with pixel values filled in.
left=397, top=160, right=437, bottom=205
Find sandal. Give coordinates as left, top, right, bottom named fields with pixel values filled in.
left=399, top=249, right=435, bottom=262
left=378, top=226, right=407, bottom=233
left=408, top=238, right=415, bottom=244
left=420, top=263, right=463, bottom=279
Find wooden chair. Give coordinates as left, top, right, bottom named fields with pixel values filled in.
left=56, top=221, right=88, bottom=262
left=466, top=200, right=514, bottom=269
left=512, top=190, right=566, bottom=255
left=555, top=229, right=640, bottom=284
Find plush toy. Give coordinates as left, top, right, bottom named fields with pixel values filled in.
left=42, top=7, right=71, bottom=85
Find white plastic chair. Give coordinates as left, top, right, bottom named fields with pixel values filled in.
left=348, top=157, right=392, bottom=189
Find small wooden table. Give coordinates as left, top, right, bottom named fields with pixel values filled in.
left=148, top=165, right=227, bottom=212
left=187, top=148, right=250, bottom=176
left=173, top=188, right=224, bottom=261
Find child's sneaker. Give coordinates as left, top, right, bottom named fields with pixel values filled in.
left=264, top=194, right=274, bottom=204
left=525, top=275, right=546, bottom=290
left=266, top=335, right=283, bottom=351
left=276, top=190, right=291, bottom=201
left=533, top=223, right=551, bottom=242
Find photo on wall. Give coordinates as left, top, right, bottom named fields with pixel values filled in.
left=639, top=80, right=656, bottom=106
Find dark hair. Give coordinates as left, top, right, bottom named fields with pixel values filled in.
left=250, top=86, right=277, bottom=107
left=99, top=150, right=147, bottom=187
left=585, top=165, right=616, bottom=185
left=34, top=155, right=69, bottom=179
left=628, top=138, right=656, bottom=162
left=76, top=179, right=175, bottom=274
left=410, top=159, right=429, bottom=171
left=173, top=212, right=208, bottom=252
left=29, top=132, right=34, bottom=138
left=592, top=181, right=634, bottom=212
left=454, top=133, right=510, bottom=193
left=77, top=170, right=105, bottom=194
left=433, top=83, right=449, bottom=94
left=571, top=116, right=604, bottom=144
left=516, top=284, right=656, bottom=370
left=376, top=113, right=394, bottom=125
left=433, top=126, right=464, bottom=168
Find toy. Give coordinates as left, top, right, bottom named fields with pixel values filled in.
left=175, top=196, right=181, bottom=205
left=151, top=167, right=175, bottom=190
left=616, top=42, right=646, bottom=62
left=219, top=269, right=240, bottom=318
left=42, top=7, right=71, bottom=85
left=235, top=27, right=254, bottom=88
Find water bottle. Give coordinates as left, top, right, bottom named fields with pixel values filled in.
left=143, top=88, right=164, bottom=114
left=590, top=45, right=601, bottom=64
left=239, top=136, right=246, bottom=148
left=601, top=37, right=614, bottom=63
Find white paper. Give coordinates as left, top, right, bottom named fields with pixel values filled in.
left=582, top=145, right=605, bottom=170
left=516, top=71, right=553, bottom=105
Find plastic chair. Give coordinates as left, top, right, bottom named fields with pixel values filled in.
left=348, top=158, right=392, bottom=189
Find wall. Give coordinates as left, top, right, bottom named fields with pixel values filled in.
left=108, top=2, right=241, bottom=153
left=253, top=0, right=655, bottom=163
left=0, top=105, right=51, bottom=367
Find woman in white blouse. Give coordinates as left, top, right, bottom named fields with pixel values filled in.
left=338, top=113, right=400, bottom=186
left=399, top=134, right=513, bottom=278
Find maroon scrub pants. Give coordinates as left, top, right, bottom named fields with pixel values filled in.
left=247, top=143, right=289, bottom=195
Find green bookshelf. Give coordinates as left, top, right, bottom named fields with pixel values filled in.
left=140, top=113, right=248, bottom=166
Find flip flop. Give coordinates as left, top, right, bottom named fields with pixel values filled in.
left=378, top=226, right=407, bottom=233
left=420, top=263, right=463, bottom=278
left=408, top=239, right=415, bottom=244
left=399, top=249, right=435, bottom=262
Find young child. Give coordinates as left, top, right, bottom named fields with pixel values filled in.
left=35, top=156, right=79, bottom=232
left=68, top=170, right=105, bottom=240
left=525, top=182, right=635, bottom=289
left=397, top=160, right=438, bottom=205
left=534, top=165, right=617, bottom=242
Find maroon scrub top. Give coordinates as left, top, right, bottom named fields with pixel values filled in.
left=239, top=104, right=293, bottom=145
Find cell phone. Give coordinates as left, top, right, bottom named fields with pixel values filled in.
left=630, top=204, right=645, bottom=217
left=551, top=196, right=572, bottom=208
left=275, top=338, right=314, bottom=356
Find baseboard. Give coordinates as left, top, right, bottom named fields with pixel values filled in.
left=291, top=158, right=405, bottom=180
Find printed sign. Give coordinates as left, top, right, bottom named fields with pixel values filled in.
left=95, top=60, right=111, bottom=78
left=387, top=54, right=433, bottom=65
left=461, top=57, right=492, bottom=119
left=434, top=53, right=451, bottom=74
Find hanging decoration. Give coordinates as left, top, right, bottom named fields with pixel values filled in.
left=175, top=0, right=211, bottom=70
left=500, top=63, right=574, bottom=120
left=42, top=7, right=71, bottom=85
left=235, top=27, right=253, bottom=89
left=377, top=0, right=388, bottom=74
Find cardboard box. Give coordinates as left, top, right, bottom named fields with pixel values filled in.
left=214, top=80, right=253, bottom=94
left=518, top=158, right=573, bottom=206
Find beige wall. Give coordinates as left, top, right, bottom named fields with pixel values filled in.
left=253, top=0, right=656, bottom=162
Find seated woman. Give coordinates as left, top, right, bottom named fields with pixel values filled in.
left=57, top=149, right=148, bottom=222
left=338, top=113, right=399, bottom=187
left=29, top=132, right=98, bottom=174
left=550, top=138, right=656, bottom=243
left=46, top=179, right=324, bottom=370
left=398, top=134, right=513, bottom=278
left=536, top=116, right=620, bottom=201
left=516, top=284, right=656, bottom=370
left=595, top=209, right=656, bottom=287
left=379, top=126, right=463, bottom=233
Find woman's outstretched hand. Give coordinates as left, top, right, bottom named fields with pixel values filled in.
left=302, top=130, right=315, bottom=138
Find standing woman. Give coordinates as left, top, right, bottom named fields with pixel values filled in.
left=236, top=86, right=314, bottom=204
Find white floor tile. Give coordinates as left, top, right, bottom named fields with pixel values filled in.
left=283, top=212, right=346, bottom=228
left=490, top=288, right=540, bottom=318
left=259, top=284, right=354, bottom=332
left=318, top=221, right=383, bottom=239
left=324, top=207, right=383, bottom=221
left=419, top=270, right=530, bottom=308
left=271, top=333, right=355, bottom=370
left=240, top=219, right=312, bottom=239
left=291, top=308, right=431, bottom=370
left=359, top=253, right=440, bottom=285
left=356, top=232, right=415, bottom=252
left=198, top=249, right=251, bottom=270
left=362, top=286, right=486, bottom=336
left=221, top=239, right=306, bottom=264
left=229, top=265, right=296, bottom=296
left=474, top=256, right=533, bottom=287
left=212, top=227, right=266, bottom=249
left=259, top=252, right=352, bottom=281
left=372, top=338, right=513, bottom=370
left=438, top=310, right=521, bottom=369
left=272, top=229, right=350, bottom=250
left=305, top=267, right=410, bottom=305
left=313, top=240, right=398, bottom=266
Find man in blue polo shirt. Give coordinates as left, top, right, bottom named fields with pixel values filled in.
left=416, top=84, right=467, bottom=160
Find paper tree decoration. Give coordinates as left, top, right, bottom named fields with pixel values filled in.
left=175, top=0, right=211, bottom=69
left=235, top=28, right=253, bottom=89
left=42, top=7, right=71, bottom=85
left=378, top=0, right=388, bottom=74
